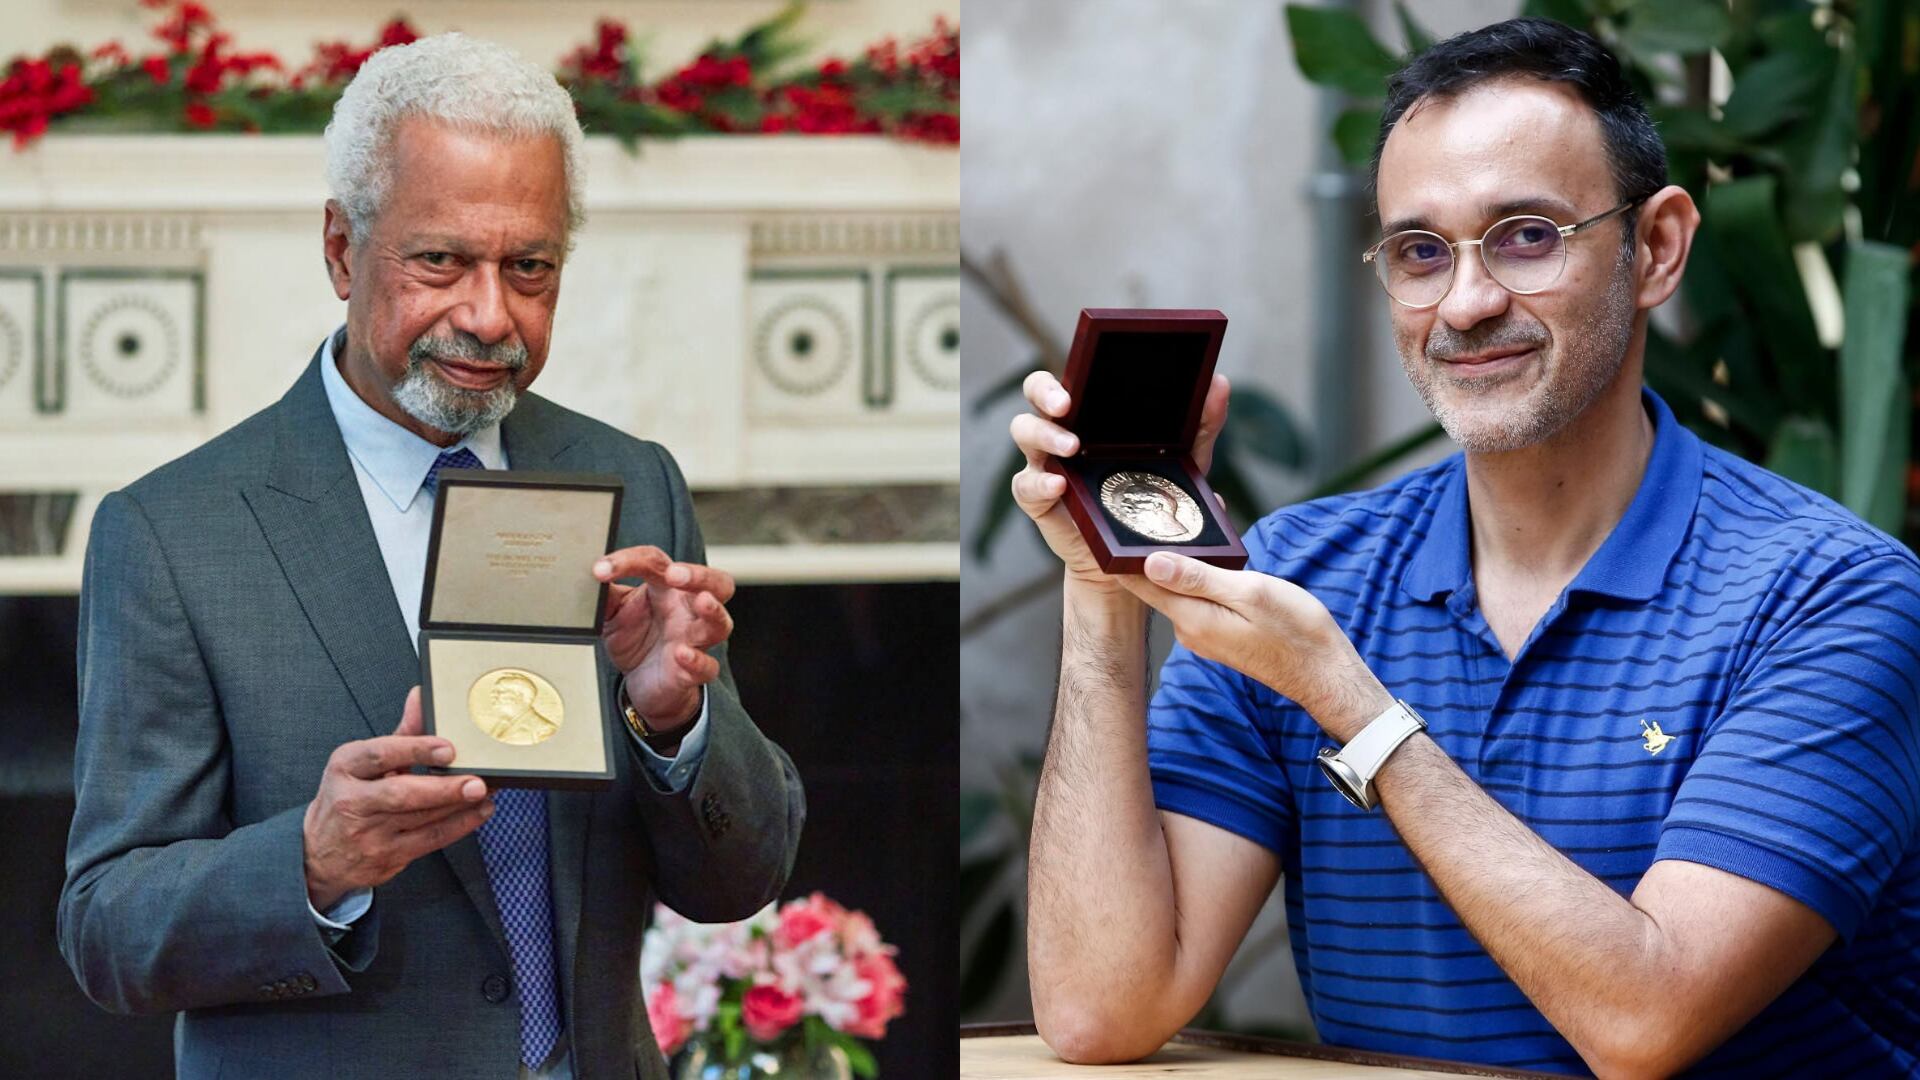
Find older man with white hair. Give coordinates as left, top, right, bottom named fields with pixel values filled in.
left=58, top=34, right=804, bottom=1080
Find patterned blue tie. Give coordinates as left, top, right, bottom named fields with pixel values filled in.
left=426, top=448, right=564, bottom=1070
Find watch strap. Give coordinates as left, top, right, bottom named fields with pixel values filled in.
left=1321, top=699, right=1427, bottom=810
left=616, top=678, right=654, bottom=739
left=1339, top=699, right=1426, bottom=778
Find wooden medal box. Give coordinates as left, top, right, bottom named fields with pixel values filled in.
left=1043, top=308, right=1248, bottom=574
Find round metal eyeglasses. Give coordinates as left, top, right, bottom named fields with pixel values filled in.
left=1361, top=196, right=1646, bottom=309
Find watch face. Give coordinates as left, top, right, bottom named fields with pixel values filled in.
left=1316, top=749, right=1370, bottom=810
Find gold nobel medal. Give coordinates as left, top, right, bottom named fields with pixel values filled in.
left=1100, top=471, right=1204, bottom=543
left=468, top=668, right=565, bottom=746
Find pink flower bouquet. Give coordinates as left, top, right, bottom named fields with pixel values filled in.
left=641, top=893, right=906, bottom=1077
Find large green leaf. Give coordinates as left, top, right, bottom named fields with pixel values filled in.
left=1838, top=241, right=1912, bottom=534
left=1649, top=104, right=1745, bottom=160
left=1674, top=216, right=1741, bottom=328
left=1643, top=322, right=1778, bottom=444
left=1778, top=41, right=1859, bottom=242
left=1750, top=7, right=1829, bottom=58
left=1764, top=416, right=1839, bottom=496
left=1284, top=4, right=1401, bottom=98
left=1703, top=176, right=1826, bottom=414
left=1226, top=388, right=1310, bottom=468
left=1520, top=0, right=1591, bottom=26
left=730, top=1, right=812, bottom=73
left=1333, top=104, right=1382, bottom=169
left=1718, top=50, right=1832, bottom=139
left=1617, top=0, right=1733, bottom=56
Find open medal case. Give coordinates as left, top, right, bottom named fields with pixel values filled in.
left=417, top=469, right=625, bottom=789
left=1043, top=308, right=1248, bottom=574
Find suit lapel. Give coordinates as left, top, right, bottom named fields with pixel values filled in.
left=502, top=394, right=594, bottom=1008
left=243, top=348, right=413, bottom=744
left=499, top=390, right=579, bottom=473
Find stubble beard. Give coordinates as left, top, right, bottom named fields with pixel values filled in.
left=1396, top=257, right=1639, bottom=454
left=390, top=331, right=530, bottom=436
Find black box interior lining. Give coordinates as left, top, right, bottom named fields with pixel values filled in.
left=1061, top=454, right=1230, bottom=548
left=1073, top=330, right=1210, bottom=447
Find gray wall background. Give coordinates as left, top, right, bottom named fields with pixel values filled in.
left=959, top=0, right=1496, bottom=1034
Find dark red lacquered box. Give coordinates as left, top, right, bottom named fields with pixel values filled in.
left=1043, top=308, right=1248, bottom=574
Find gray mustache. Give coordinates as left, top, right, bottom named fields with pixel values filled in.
left=410, top=332, right=529, bottom=371
left=1426, top=322, right=1547, bottom=362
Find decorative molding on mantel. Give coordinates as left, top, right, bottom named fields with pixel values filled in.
left=693, top=483, right=958, bottom=547
left=750, top=215, right=958, bottom=259
left=0, top=214, right=203, bottom=255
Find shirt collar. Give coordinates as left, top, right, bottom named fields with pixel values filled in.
left=1399, top=387, right=1702, bottom=605
left=317, top=326, right=505, bottom=512
left=1399, top=453, right=1471, bottom=605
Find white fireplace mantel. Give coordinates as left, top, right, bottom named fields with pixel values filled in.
left=0, top=134, right=959, bottom=214
left=0, top=135, right=960, bottom=589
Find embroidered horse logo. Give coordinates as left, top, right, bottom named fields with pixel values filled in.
left=1639, top=718, right=1674, bottom=756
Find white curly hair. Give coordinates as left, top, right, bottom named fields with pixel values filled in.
left=323, top=32, right=586, bottom=248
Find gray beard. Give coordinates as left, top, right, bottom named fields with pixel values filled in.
left=390, top=333, right=529, bottom=436
left=1402, top=259, right=1638, bottom=454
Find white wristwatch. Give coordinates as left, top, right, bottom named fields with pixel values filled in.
left=1315, top=699, right=1428, bottom=811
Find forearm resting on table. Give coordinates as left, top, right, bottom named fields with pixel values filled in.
left=1027, top=585, right=1208, bottom=1063
left=1373, top=732, right=1828, bottom=1080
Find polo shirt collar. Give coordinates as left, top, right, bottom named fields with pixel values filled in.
left=1399, top=387, right=1702, bottom=605
left=1400, top=454, right=1471, bottom=604
left=1567, top=388, right=1701, bottom=601
left=317, top=326, right=505, bottom=512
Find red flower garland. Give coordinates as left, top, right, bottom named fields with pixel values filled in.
left=560, top=19, right=634, bottom=88
left=0, top=58, right=93, bottom=148
left=296, top=19, right=420, bottom=89
left=2, top=1, right=957, bottom=149
left=758, top=17, right=959, bottom=141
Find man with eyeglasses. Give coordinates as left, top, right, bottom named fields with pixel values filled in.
left=1010, top=17, right=1917, bottom=1079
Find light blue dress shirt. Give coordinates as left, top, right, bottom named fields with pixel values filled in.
left=308, top=329, right=708, bottom=944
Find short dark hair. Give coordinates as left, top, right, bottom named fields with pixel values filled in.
left=1371, top=18, right=1666, bottom=247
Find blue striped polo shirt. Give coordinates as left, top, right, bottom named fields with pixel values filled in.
left=1147, top=388, right=1920, bottom=1076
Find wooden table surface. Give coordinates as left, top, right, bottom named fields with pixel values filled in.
left=959, top=1027, right=1565, bottom=1080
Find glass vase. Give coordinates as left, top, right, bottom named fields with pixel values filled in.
left=672, top=1038, right=852, bottom=1080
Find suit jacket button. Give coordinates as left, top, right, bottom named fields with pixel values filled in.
left=258, top=984, right=275, bottom=998
left=482, top=973, right=510, bottom=1003
left=297, top=972, right=316, bottom=993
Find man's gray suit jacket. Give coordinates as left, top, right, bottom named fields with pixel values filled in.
left=58, top=350, right=806, bottom=1079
